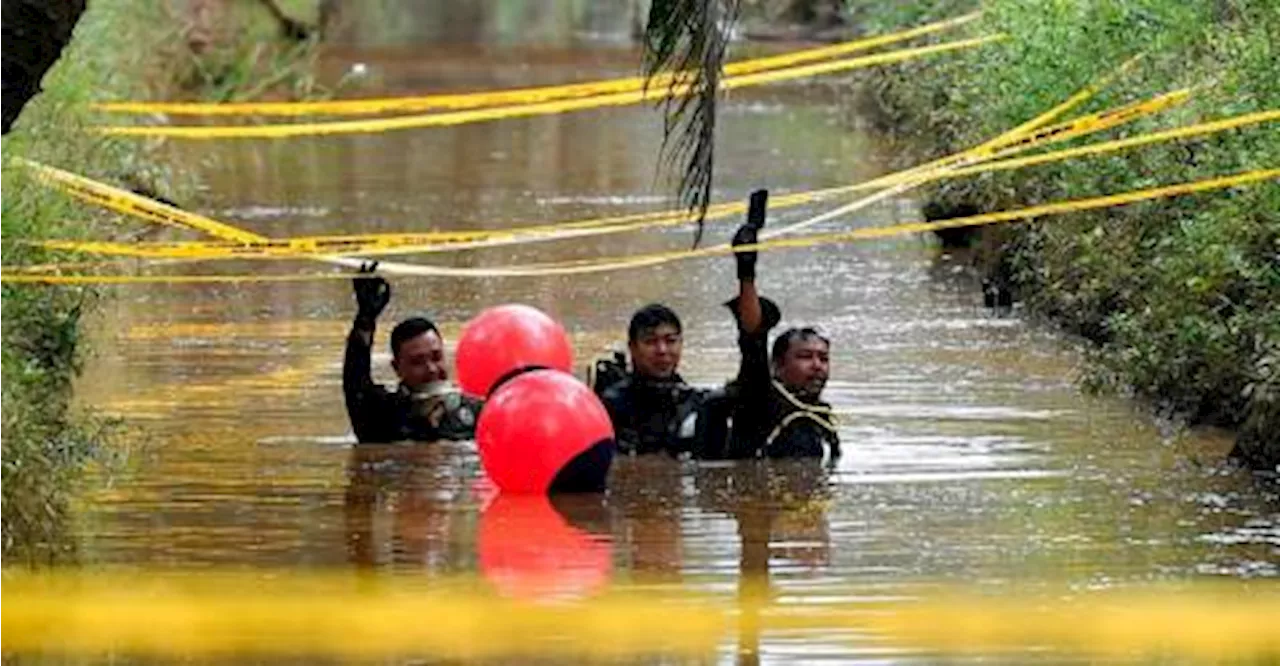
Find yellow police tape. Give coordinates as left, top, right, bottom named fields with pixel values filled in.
left=971, top=53, right=1146, bottom=153
left=13, top=158, right=268, bottom=243
left=4, top=167, right=1274, bottom=283
left=97, top=35, right=1004, bottom=139
left=349, top=167, right=1278, bottom=278
left=2, top=571, right=1278, bottom=658
left=94, top=13, right=981, bottom=117
left=18, top=59, right=1153, bottom=262
left=35, top=103, right=1275, bottom=265
left=861, top=590, right=1280, bottom=659
left=7, top=67, right=1177, bottom=276
left=33, top=84, right=1199, bottom=264
left=2, top=572, right=724, bottom=658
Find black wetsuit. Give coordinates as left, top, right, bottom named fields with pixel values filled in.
left=727, top=308, right=841, bottom=461
left=343, top=323, right=480, bottom=444
left=595, top=297, right=787, bottom=460
left=597, top=374, right=732, bottom=458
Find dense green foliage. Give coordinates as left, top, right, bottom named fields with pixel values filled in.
left=0, top=0, right=169, bottom=564
left=853, top=0, right=1278, bottom=465
left=158, top=0, right=328, bottom=102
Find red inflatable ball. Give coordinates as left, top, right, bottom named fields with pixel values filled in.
left=455, top=304, right=573, bottom=398
left=476, top=369, right=615, bottom=494
left=478, top=493, right=612, bottom=602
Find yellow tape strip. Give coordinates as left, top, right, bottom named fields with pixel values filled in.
left=2, top=576, right=723, bottom=657
left=811, top=86, right=1194, bottom=209
left=2, top=572, right=1278, bottom=658
left=12, top=70, right=1175, bottom=276
left=96, top=36, right=1004, bottom=139
left=32, top=89, right=1208, bottom=265
left=32, top=79, right=1177, bottom=261
left=94, top=13, right=981, bottom=117
left=15, top=159, right=267, bottom=244
left=4, top=168, right=1272, bottom=283
left=788, top=56, right=1160, bottom=220
left=938, top=108, right=1280, bottom=180
left=857, top=592, right=1280, bottom=659
left=972, top=53, right=1148, bottom=153
left=369, top=166, right=1279, bottom=277
left=29, top=61, right=1153, bottom=262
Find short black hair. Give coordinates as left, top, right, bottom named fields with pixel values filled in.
left=627, top=303, right=682, bottom=342
left=390, top=317, right=440, bottom=357
left=771, top=327, right=830, bottom=366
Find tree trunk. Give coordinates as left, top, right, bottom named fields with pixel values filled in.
left=1, top=0, right=87, bottom=134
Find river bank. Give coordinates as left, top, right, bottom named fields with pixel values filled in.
left=845, top=1, right=1278, bottom=469
left=0, top=0, right=355, bottom=563
left=2, top=0, right=165, bottom=565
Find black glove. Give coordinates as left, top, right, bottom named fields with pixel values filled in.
left=353, top=261, right=390, bottom=328
left=733, top=189, right=768, bottom=281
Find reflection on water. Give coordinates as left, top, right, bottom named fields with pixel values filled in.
left=63, top=1, right=1278, bottom=663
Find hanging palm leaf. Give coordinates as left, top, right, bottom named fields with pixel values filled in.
left=642, top=0, right=740, bottom=247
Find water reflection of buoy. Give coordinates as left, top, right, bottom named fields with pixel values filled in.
left=476, top=369, right=615, bottom=494
left=478, top=493, right=612, bottom=602
left=455, top=304, right=573, bottom=397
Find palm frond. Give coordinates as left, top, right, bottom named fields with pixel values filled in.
left=642, top=0, right=740, bottom=247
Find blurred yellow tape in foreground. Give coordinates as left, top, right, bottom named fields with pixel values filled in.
left=3, top=571, right=1278, bottom=659
left=855, top=590, right=1280, bottom=659
left=3, top=573, right=723, bottom=658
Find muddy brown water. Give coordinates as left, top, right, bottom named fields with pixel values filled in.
left=64, top=3, right=1276, bottom=664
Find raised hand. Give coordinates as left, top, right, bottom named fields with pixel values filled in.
left=732, top=189, right=768, bottom=281
left=353, top=261, right=391, bottom=326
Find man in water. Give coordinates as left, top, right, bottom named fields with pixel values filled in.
left=594, top=302, right=729, bottom=456
left=343, top=262, right=481, bottom=443
left=595, top=190, right=774, bottom=458
left=712, top=195, right=838, bottom=460
left=728, top=322, right=840, bottom=460
left=616, top=189, right=839, bottom=461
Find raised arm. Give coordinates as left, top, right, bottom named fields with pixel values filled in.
left=343, top=262, right=392, bottom=441
left=733, top=189, right=767, bottom=335
left=723, top=190, right=782, bottom=458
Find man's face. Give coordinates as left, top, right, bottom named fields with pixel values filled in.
left=392, top=330, right=448, bottom=390
left=628, top=323, right=683, bottom=380
left=775, top=335, right=830, bottom=399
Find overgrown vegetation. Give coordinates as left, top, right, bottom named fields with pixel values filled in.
left=0, top=0, right=340, bottom=563
left=738, top=0, right=851, bottom=36
left=1, top=0, right=164, bottom=565
left=849, top=1, right=1278, bottom=466
left=157, top=0, right=334, bottom=102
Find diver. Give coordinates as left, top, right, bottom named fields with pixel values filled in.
left=728, top=318, right=840, bottom=460
left=343, top=262, right=481, bottom=444
left=594, top=190, right=775, bottom=459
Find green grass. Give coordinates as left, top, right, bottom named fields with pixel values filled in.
left=0, top=0, right=345, bottom=563
left=853, top=0, right=1279, bottom=466
left=151, top=0, right=350, bottom=103
left=1, top=0, right=170, bottom=565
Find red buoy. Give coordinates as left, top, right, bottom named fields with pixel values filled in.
left=455, top=304, right=573, bottom=398
left=476, top=369, right=615, bottom=494
left=478, top=493, right=612, bottom=601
